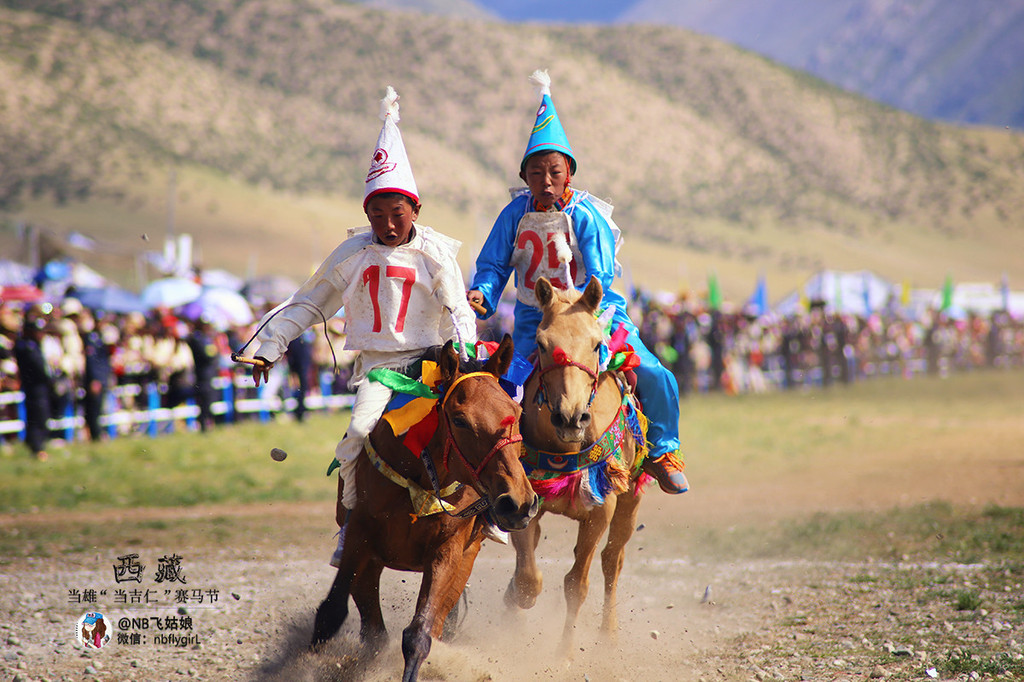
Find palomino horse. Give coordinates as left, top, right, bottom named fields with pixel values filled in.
left=312, top=337, right=539, bottom=682
left=506, top=276, right=649, bottom=649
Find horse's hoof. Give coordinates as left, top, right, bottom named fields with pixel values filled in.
left=503, top=579, right=537, bottom=610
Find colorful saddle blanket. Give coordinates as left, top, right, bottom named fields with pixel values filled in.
left=524, top=393, right=650, bottom=511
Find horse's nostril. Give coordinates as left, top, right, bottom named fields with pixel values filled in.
left=551, top=413, right=566, bottom=428
left=579, top=412, right=591, bottom=425
left=493, top=494, right=517, bottom=519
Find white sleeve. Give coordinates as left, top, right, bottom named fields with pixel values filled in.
left=431, top=248, right=478, bottom=346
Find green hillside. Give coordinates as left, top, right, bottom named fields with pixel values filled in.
left=2, top=0, right=1023, bottom=298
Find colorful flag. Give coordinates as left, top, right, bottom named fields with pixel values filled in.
left=861, top=272, right=872, bottom=317
left=747, top=274, right=768, bottom=316
left=833, top=271, right=843, bottom=312
left=901, top=278, right=911, bottom=307
left=941, top=273, right=954, bottom=311
left=707, top=271, right=723, bottom=311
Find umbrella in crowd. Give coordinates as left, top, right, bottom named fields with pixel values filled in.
left=0, top=259, right=35, bottom=286
left=141, top=277, right=202, bottom=309
left=0, top=284, right=45, bottom=303
left=200, top=268, right=244, bottom=292
left=180, top=287, right=255, bottom=329
left=70, top=286, right=147, bottom=314
left=242, top=275, right=299, bottom=307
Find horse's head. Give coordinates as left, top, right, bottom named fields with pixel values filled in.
left=436, top=335, right=539, bottom=532
left=533, top=275, right=604, bottom=443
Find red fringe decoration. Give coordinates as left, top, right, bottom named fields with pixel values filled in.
left=634, top=472, right=654, bottom=496
left=530, top=472, right=582, bottom=507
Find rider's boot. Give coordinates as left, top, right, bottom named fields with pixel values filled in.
left=641, top=450, right=689, bottom=494
left=329, top=509, right=350, bottom=568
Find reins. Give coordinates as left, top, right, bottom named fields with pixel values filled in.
left=419, top=371, right=523, bottom=520
left=534, top=346, right=600, bottom=409
left=230, top=301, right=339, bottom=373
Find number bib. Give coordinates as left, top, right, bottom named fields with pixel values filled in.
left=342, top=247, right=444, bottom=350
left=511, top=212, right=584, bottom=309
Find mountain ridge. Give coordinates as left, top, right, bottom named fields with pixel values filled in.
left=2, top=0, right=1023, bottom=296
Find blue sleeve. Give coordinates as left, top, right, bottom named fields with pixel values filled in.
left=470, top=199, right=523, bottom=318
left=571, top=200, right=618, bottom=297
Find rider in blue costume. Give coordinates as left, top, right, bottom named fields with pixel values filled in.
left=468, top=70, right=688, bottom=494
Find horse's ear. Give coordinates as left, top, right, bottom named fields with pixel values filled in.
left=483, top=334, right=514, bottom=378
left=535, top=277, right=554, bottom=308
left=580, top=275, right=603, bottom=313
left=439, top=340, right=460, bottom=383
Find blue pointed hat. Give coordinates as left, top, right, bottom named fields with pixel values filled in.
left=521, top=70, right=577, bottom=174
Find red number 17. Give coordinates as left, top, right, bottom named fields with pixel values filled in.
left=362, top=265, right=416, bottom=333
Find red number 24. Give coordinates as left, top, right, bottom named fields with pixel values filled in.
left=516, top=231, right=577, bottom=290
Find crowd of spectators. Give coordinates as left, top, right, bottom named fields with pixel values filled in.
left=1, top=286, right=1021, bottom=459
left=0, top=296, right=354, bottom=459
left=624, top=292, right=1024, bottom=396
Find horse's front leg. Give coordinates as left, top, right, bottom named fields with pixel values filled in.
left=401, top=539, right=463, bottom=682
left=505, top=512, right=544, bottom=610
left=431, top=531, right=483, bottom=640
left=561, top=499, right=616, bottom=653
left=599, top=489, right=642, bottom=635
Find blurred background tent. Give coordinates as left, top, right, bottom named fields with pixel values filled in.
left=775, top=270, right=896, bottom=317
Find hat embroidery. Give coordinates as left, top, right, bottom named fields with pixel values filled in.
left=366, top=148, right=397, bottom=181
left=532, top=114, right=555, bottom=134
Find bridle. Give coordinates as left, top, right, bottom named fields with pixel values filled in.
left=420, top=371, right=523, bottom=518
left=534, top=346, right=600, bottom=410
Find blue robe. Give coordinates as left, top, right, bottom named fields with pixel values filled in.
left=471, top=191, right=680, bottom=458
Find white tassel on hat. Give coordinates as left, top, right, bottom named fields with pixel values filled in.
left=529, top=69, right=552, bottom=100
left=379, top=85, right=401, bottom=122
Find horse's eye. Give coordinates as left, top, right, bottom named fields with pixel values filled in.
left=594, top=342, right=602, bottom=353
left=451, top=416, right=470, bottom=429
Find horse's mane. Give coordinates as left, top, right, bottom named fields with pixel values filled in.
left=418, top=344, right=490, bottom=375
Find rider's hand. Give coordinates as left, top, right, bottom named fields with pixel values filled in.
left=467, top=290, right=486, bottom=314
left=252, top=357, right=273, bottom=387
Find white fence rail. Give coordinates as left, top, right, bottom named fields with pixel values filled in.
left=0, top=374, right=354, bottom=441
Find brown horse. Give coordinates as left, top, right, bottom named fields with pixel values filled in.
left=505, top=276, right=648, bottom=650
left=311, top=336, right=539, bottom=682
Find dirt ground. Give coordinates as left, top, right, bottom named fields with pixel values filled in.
left=2, top=436, right=1022, bottom=682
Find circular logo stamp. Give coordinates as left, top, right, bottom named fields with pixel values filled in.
left=76, top=611, right=111, bottom=649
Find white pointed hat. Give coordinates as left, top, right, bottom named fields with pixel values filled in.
left=363, top=86, right=419, bottom=210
